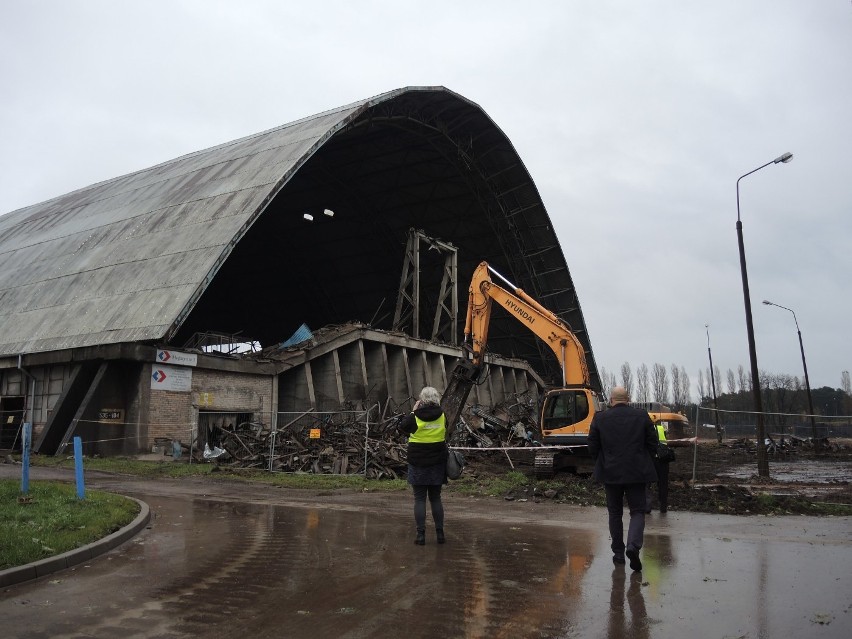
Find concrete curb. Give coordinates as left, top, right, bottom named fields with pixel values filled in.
left=0, top=497, right=151, bottom=588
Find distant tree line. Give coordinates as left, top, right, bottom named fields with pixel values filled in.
left=598, top=364, right=852, bottom=418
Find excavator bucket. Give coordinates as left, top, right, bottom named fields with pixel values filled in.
left=441, top=359, right=481, bottom=437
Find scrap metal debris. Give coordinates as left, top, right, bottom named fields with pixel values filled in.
left=197, top=391, right=541, bottom=476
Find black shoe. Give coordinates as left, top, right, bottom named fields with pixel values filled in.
left=436, top=529, right=446, bottom=544
left=660, top=507, right=668, bottom=514
left=415, top=532, right=425, bottom=545
left=612, top=555, right=626, bottom=565
left=626, top=547, right=642, bottom=572
left=645, top=509, right=652, bottom=514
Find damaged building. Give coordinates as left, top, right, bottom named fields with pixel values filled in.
left=0, top=86, right=600, bottom=461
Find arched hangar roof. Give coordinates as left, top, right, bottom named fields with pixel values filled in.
left=0, top=86, right=600, bottom=390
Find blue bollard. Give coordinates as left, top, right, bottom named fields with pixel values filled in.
left=21, top=423, right=32, bottom=494
left=74, top=436, right=85, bottom=500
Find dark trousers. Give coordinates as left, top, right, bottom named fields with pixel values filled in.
left=604, top=483, right=647, bottom=557
left=412, top=484, right=444, bottom=533
left=646, top=459, right=670, bottom=512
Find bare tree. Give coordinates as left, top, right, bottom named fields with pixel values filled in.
left=697, top=369, right=706, bottom=401
left=599, top=366, right=614, bottom=401
left=620, top=362, right=634, bottom=398
left=726, top=369, right=736, bottom=395
left=763, top=373, right=797, bottom=430
left=636, top=364, right=650, bottom=403
left=652, top=363, right=669, bottom=405
left=737, top=365, right=748, bottom=394
left=680, top=366, right=691, bottom=407
left=842, top=370, right=851, bottom=396
left=671, top=364, right=683, bottom=409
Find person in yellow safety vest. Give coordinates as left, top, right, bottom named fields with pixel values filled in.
left=398, top=386, right=449, bottom=545
left=646, top=422, right=672, bottom=514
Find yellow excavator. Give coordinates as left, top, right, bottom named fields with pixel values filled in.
left=634, top=403, right=692, bottom=442
left=441, top=261, right=604, bottom=476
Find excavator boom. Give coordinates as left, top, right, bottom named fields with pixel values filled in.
left=442, top=261, right=684, bottom=477
left=464, top=262, right=590, bottom=387
left=442, top=261, right=597, bottom=445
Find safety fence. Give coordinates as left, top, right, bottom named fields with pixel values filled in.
left=6, top=402, right=851, bottom=485
left=684, top=405, right=852, bottom=484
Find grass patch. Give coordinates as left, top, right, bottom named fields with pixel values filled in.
left=30, top=454, right=218, bottom=478
left=805, top=502, right=852, bottom=516
left=0, top=479, right=140, bottom=570
left=27, top=454, right=410, bottom=492
left=450, top=469, right=530, bottom=497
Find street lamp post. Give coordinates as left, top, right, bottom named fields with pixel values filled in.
left=762, top=300, right=819, bottom=452
left=736, top=151, right=793, bottom=478
left=705, top=325, right=722, bottom=443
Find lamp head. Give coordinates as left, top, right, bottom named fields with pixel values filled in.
left=774, top=152, right=793, bottom=164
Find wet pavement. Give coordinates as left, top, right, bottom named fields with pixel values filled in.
left=1, top=466, right=851, bottom=638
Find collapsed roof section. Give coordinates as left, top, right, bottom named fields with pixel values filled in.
left=0, top=86, right=600, bottom=390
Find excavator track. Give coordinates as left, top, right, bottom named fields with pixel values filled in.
left=534, top=451, right=557, bottom=478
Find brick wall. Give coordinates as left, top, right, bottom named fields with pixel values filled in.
left=145, top=364, right=273, bottom=449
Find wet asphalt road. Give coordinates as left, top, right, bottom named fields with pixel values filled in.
left=1, top=466, right=850, bottom=639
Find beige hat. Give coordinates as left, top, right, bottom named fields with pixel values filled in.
left=610, top=386, right=629, bottom=405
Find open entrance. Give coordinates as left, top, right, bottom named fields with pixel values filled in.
left=0, top=396, right=25, bottom=451
left=197, top=410, right=254, bottom=450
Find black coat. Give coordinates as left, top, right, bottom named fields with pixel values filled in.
left=587, top=403, right=658, bottom=485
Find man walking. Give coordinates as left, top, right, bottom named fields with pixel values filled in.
left=587, top=386, right=658, bottom=571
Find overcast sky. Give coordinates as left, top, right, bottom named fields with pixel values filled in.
left=1, top=1, right=850, bottom=400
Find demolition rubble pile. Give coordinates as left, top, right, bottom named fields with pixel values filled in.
left=199, top=392, right=541, bottom=477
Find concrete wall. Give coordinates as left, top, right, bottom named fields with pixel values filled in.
left=1, top=332, right=542, bottom=456
left=277, top=335, right=540, bottom=415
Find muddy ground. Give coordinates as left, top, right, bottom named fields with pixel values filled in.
left=457, top=440, right=852, bottom=516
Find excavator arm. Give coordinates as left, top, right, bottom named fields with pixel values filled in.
left=442, top=261, right=592, bottom=436
left=463, top=261, right=590, bottom=387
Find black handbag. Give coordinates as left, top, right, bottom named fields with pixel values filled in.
left=447, top=449, right=466, bottom=480
left=657, top=443, right=676, bottom=463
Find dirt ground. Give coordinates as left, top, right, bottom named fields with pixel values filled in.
left=458, top=440, right=852, bottom=516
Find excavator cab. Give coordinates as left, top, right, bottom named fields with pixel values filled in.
left=534, top=387, right=602, bottom=476
left=540, top=387, right=600, bottom=443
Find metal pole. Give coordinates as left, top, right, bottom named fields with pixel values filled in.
left=763, top=301, right=819, bottom=452
left=692, top=404, right=699, bottom=485
left=797, top=326, right=819, bottom=451
left=364, top=407, right=371, bottom=478
left=706, top=325, right=722, bottom=443
left=735, top=152, right=792, bottom=478
left=736, top=214, right=769, bottom=477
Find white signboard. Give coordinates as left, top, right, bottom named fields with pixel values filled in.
left=155, top=349, right=198, bottom=367
left=151, top=364, right=193, bottom=392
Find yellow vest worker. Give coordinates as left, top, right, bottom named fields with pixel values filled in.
left=648, top=422, right=671, bottom=514
left=409, top=413, right=446, bottom=444
left=397, top=386, right=449, bottom=545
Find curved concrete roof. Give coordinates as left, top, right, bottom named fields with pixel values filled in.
left=0, top=86, right=600, bottom=390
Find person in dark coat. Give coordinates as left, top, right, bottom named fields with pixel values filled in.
left=646, top=421, right=673, bottom=514
left=398, top=386, right=448, bottom=545
left=587, top=386, right=658, bottom=571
